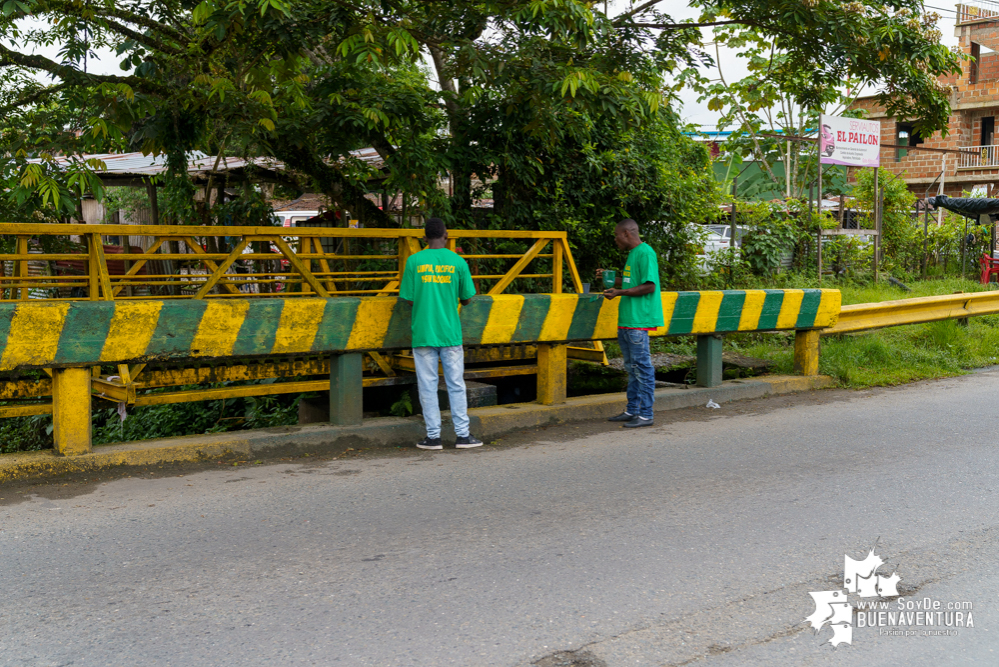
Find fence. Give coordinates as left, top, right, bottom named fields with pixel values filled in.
left=0, top=223, right=581, bottom=300
left=0, top=223, right=609, bottom=420
left=0, top=285, right=841, bottom=455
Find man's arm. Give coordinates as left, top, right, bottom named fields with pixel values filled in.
left=460, top=298, right=471, bottom=306
left=603, top=282, right=655, bottom=300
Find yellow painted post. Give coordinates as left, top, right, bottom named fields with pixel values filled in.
left=553, top=239, right=563, bottom=294
left=16, top=235, right=28, bottom=300
left=536, top=343, right=567, bottom=405
left=52, top=367, right=92, bottom=456
left=87, top=234, right=100, bottom=300
left=794, top=329, right=820, bottom=376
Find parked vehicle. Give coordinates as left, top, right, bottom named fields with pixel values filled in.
left=706, top=224, right=747, bottom=249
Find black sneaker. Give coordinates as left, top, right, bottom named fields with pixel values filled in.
left=416, top=437, right=443, bottom=450
left=455, top=435, right=483, bottom=449
left=623, top=416, right=654, bottom=428
left=607, top=411, right=634, bottom=422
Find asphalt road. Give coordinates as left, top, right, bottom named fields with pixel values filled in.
left=2, top=371, right=998, bottom=666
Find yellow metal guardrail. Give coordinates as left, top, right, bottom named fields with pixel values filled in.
left=824, top=291, right=999, bottom=334
left=0, top=223, right=582, bottom=299
left=0, top=223, right=605, bottom=422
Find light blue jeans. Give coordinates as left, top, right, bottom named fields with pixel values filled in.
left=413, top=346, right=470, bottom=439
left=617, top=328, right=655, bottom=420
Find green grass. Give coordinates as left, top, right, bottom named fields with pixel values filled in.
left=737, top=277, right=999, bottom=387
left=611, top=276, right=999, bottom=389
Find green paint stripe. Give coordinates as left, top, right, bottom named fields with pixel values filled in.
left=756, top=290, right=786, bottom=330
left=0, top=305, right=16, bottom=357
left=795, top=290, right=822, bottom=329
left=146, top=300, right=209, bottom=356
left=231, top=300, right=285, bottom=356
left=54, top=302, right=115, bottom=364
left=512, top=295, right=551, bottom=342
left=566, top=294, right=605, bottom=340
left=667, top=292, right=701, bottom=335
left=459, top=296, right=492, bottom=346
left=714, top=291, right=746, bottom=332
left=312, top=298, right=362, bottom=351
left=381, top=299, right=413, bottom=349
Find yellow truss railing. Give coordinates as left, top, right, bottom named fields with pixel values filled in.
left=0, top=224, right=585, bottom=300
left=0, top=224, right=604, bottom=420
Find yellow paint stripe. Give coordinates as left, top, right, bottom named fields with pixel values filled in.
left=273, top=299, right=327, bottom=354
left=775, top=289, right=805, bottom=329
left=814, top=289, right=842, bottom=327
left=100, top=301, right=163, bottom=361
left=346, top=297, right=395, bottom=349
left=593, top=298, right=620, bottom=339
left=481, top=295, right=525, bottom=344
left=191, top=301, right=250, bottom=358
left=691, top=291, right=724, bottom=333
left=1, top=303, right=70, bottom=370
left=539, top=294, right=579, bottom=341
left=650, top=292, right=678, bottom=337
left=737, top=290, right=768, bottom=331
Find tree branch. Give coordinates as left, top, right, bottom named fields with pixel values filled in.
left=93, top=16, right=184, bottom=55
left=611, top=0, right=666, bottom=24
left=625, top=20, right=752, bottom=30
left=0, top=83, right=70, bottom=116
left=0, top=43, right=169, bottom=95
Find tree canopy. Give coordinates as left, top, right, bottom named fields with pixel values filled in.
left=0, top=0, right=965, bottom=276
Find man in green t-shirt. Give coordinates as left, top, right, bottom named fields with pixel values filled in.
left=399, top=218, right=482, bottom=450
left=597, top=218, right=664, bottom=428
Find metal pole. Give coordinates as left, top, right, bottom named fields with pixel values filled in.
left=923, top=202, right=929, bottom=278
left=873, top=167, right=880, bottom=283
left=786, top=140, right=792, bottom=198
left=809, top=181, right=814, bottom=275
left=730, top=176, right=737, bottom=288
left=817, top=147, right=823, bottom=283
left=962, top=216, right=968, bottom=280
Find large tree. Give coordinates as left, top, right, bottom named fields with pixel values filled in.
left=0, top=0, right=964, bottom=229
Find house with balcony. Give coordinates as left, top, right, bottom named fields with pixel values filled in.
left=849, top=1, right=999, bottom=199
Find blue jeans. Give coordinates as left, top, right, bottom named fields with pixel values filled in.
left=413, top=346, right=470, bottom=439
left=617, top=328, right=655, bottom=420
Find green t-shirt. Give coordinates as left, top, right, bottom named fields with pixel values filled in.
left=399, top=247, right=477, bottom=348
left=618, top=242, right=665, bottom=329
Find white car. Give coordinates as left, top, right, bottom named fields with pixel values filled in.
left=706, top=224, right=747, bottom=250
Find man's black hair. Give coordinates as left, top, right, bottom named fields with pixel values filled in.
left=425, top=217, right=446, bottom=240
left=617, top=218, right=640, bottom=233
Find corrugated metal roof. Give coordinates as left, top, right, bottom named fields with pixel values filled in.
left=28, top=148, right=385, bottom=178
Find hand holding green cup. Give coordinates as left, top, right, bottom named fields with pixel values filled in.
left=602, top=269, right=617, bottom=290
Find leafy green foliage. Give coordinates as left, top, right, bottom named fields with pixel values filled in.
left=389, top=390, right=414, bottom=417
left=92, top=384, right=302, bottom=445
left=853, top=168, right=918, bottom=273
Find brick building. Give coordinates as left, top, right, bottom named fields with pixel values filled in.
left=849, top=1, right=999, bottom=199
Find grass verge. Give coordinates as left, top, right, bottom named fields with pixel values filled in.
left=624, top=277, right=999, bottom=389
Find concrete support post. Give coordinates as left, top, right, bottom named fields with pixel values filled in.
left=696, top=335, right=723, bottom=388
left=330, top=353, right=363, bottom=425
left=536, top=343, right=567, bottom=405
left=52, top=367, right=92, bottom=456
left=793, top=329, right=821, bottom=376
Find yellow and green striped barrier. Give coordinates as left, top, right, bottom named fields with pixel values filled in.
left=0, top=289, right=840, bottom=371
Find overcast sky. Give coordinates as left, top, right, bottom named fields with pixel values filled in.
left=16, top=0, right=966, bottom=131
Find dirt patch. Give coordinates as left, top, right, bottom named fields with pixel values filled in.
left=534, top=650, right=607, bottom=667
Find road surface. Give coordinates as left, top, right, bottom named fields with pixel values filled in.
left=2, top=371, right=998, bottom=666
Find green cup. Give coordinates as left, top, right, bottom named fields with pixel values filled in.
left=602, top=269, right=616, bottom=290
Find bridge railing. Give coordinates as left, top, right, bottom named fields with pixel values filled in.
left=0, top=224, right=584, bottom=300
left=0, top=287, right=842, bottom=456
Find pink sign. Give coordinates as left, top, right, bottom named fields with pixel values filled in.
left=819, top=114, right=881, bottom=168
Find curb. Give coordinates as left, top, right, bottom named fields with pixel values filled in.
left=0, top=375, right=834, bottom=483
